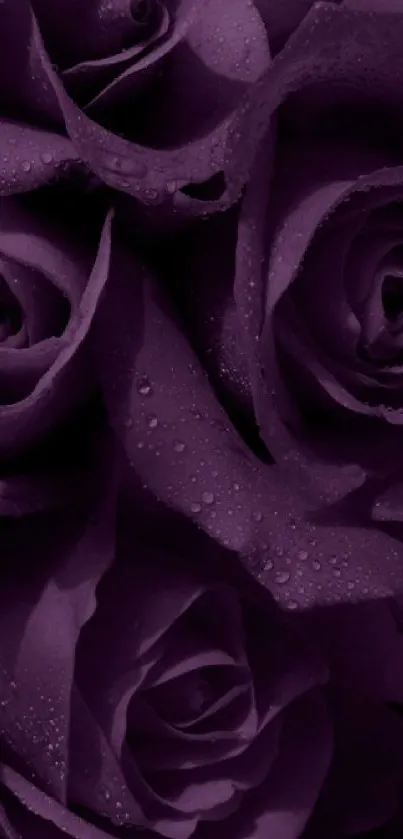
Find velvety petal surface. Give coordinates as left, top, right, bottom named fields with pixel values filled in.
left=0, top=204, right=113, bottom=455
left=31, top=0, right=270, bottom=214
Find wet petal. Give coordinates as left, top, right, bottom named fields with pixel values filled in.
left=0, top=450, right=117, bottom=804
left=0, top=122, right=79, bottom=196
left=32, top=0, right=269, bottom=213
left=0, top=764, right=117, bottom=839
left=68, top=687, right=148, bottom=831
left=91, top=236, right=279, bottom=553
left=91, top=233, right=403, bottom=609
left=0, top=0, right=61, bottom=123
left=227, top=2, right=403, bottom=207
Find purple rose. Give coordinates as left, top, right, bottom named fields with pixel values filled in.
left=0, top=482, right=331, bottom=838
left=3, top=2, right=403, bottom=839
left=0, top=0, right=271, bottom=213
left=0, top=191, right=111, bottom=460
left=2, top=494, right=403, bottom=838
left=223, top=0, right=403, bottom=499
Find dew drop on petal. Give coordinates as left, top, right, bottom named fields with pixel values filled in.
left=252, top=509, right=263, bottom=522
left=173, top=440, right=186, bottom=453
left=274, top=570, right=290, bottom=585
left=41, top=151, right=54, bottom=165
left=21, top=160, right=32, bottom=172
left=202, top=491, right=215, bottom=505
left=190, top=502, right=202, bottom=513
left=102, top=154, right=147, bottom=178
left=136, top=376, right=153, bottom=397
left=147, top=414, right=158, bottom=429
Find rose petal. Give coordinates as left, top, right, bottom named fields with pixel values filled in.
left=91, top=236, right=282, bottom=553
left=0, top=207, right=113, bottom=455
left=0, top=122, right=79, bottom=196
left=253, top=0, right=317, bottom=54
left=248, top=148, right=403, bottom=497
left=0, top=446, right=117, bottom=804
left=227, top=1, right=403, bottom=208
left=31, top=0, right=144, bottom=67
left=196, top=690, right=332, bottom=839
left=346, top=0, right=403, bottom=9
left=91, top=232, right=403, bottom=608
left=68, top=687, right=148, bottom=831
left=126, top=0, right=269, bottom=150
left=0, top=0, right=61, bottom=123
left=32, top=0, right=269, bottom=212
left=76, top=549, right=246, bottom=752
left=0, top=764, right=117, bottom=839
left=64, top=5, right=170, bottom=110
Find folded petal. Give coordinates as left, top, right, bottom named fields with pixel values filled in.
left=0, top=0, right=61, bottom=123
left=0, top=207, right=113, bottom=455
left=196, top=690, right=332, bottom=839
left=32, top=0, right=269, bottom=213
left=0, top=447, right=117, bottom=804
left=0, top=122, right=79, bottom=196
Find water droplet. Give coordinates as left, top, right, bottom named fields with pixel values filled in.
left=124, top=416, right=133, bottom=429
left=274, top=570, right=290, bottom=585
left=21, top=160, right=32, bottom=172
left=103, top=154, right=147, bottom=178
left=190, top=502, right=202, bottom=513
left=312, top=560, right=321, bottom=571
left=287, top=599, right=298, bottom=610
left=147, top=414, right=158, bottom=429
left=202, top=491, right=215, bottom=505
left=297, top=550, right=308, bottom=561
left=252, top=510, right=263, bottom=522
left=173, top=440, right=186, bottom=453
left=136, top=376, right=153, bottom=397
left=41, top=151, right=54, bottom=165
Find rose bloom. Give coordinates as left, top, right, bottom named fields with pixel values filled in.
left=0, top=0, right=271, bottom=211
left=1, top=496, right=403, bottom=839
left=3, top=2, right=403, bottom=839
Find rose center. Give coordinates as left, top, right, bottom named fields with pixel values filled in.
left=130, top=0, right=157, bottom=24
left=358, top=272, right=403, bottom=365
left=0, top=279, right=22, bottom=342
left=382, top=274, right=403, bottom=321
